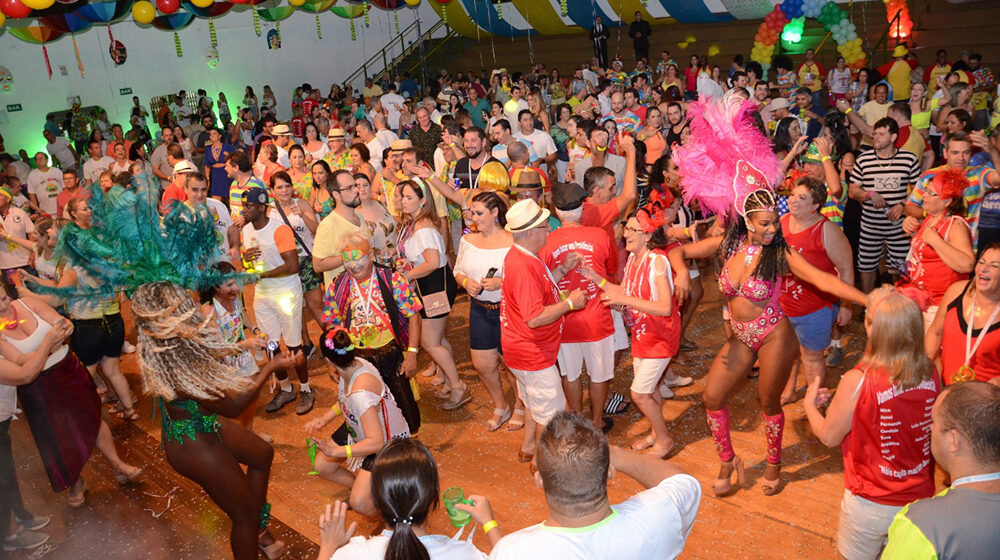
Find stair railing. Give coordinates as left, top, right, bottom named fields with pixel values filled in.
left=343, top=18, right=450, bottom=91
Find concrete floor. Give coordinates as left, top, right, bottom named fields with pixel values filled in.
left=7, top=274, right=878, bottom=560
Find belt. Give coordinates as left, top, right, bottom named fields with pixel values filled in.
left=471, top=298, right=501, bottom=310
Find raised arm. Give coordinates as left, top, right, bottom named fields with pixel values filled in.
left=786, top=248, right=867, bottom=305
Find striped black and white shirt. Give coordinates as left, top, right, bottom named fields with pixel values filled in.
left=849, top=148, right=920, bottom=225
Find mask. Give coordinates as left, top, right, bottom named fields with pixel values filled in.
left=206, top=48, right=219, bottom=70
left=0, top=67, right=13, bottom=95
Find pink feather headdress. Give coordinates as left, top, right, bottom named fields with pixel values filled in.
left=673, top=91, right=782, bottom=221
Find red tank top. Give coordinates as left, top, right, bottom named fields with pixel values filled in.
left=903, top=215, right=970, bottom=306
left=622, top=249, right=680, bottom=358
left=842, top=366, right=939, bottom=506
left=780, top=215, right=839, bottom=317
left=941, top=282, right=1000, bottom=384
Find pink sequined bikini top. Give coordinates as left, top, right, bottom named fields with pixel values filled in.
left=718, top=244, right=774, bottom=303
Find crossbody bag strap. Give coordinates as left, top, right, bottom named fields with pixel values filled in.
left=273, top=202, right=312, bottom=257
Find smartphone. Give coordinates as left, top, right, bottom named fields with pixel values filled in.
left=485, top=267, right=499, bottom=279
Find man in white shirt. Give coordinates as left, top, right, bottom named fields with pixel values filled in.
left=355, top=120, right=386, bottom=172
left=489, top=412, right=701, bottom=560
left=43, top=130, right=77, bottom=170
left=514, top=110, right=558, bottom=167
left=490, top=120, right=536, bottom=166
left=380, top=84, right=405, bottom=131
left=0, top=185, right=37, bottom=278
left=183, top=172, right=237, bottom=261
left=81, top=140, right=115, bottom=187
left=574, top=127, right=626, bottom=193
left=502, top=87, right=530, bottom=126
left=271, top=124, right=292, bottom=168
left=26, top=153, right=63, bottom=216
left=373, top=114, right=399, bottom=150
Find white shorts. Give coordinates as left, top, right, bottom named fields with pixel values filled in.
left=922, top=305, right=938, bottom=333
left=611, top=309, right=630, bottom=351
left=836, top=490, right=902, bottom=560
left=631, top=357, right=671, bottom=394
left=557, top=334, right=615, bottom=383
left=509, top=365, right=566, bottom=426
left=253, top=288, right=304, bottom=348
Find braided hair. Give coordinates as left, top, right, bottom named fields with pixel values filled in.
left=720, top=194, right=790, bottom=281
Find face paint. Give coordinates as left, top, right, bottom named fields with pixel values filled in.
left=343, top=251, right=371, bottom=276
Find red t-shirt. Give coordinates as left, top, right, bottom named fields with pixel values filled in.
left=290, top=116, right=305, bottom=139
left=301, top=98, right=318, bottom=119
left=500, top=246, right=563, bottom=371
left=56, top=187, right=92, bottom=219
left=160, top=182, right=188, bottom=213
left=581, top=199, right=620, bottom=274
left=541, top=225, right=615, bottom=343
left=622, top=249, right=680, bottom=358
left=900, top=216, right=970, bottom=306
left=780, top=215, right=839, bottom=317
left=842, top=366, right=939, bottom=506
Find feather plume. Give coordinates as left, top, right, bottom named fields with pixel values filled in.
left=673, top=91, right=782, bottom=220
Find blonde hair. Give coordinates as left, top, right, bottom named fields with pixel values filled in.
left=859, top=286, right=934, bottom=389
left=131, top=282, right=250, bottom=401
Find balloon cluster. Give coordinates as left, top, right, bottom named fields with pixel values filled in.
left=1, top=0, right=33, bottom=19
left=885, top=0, right=912, bottom=39
left=750, top=0, right=868, bottom=78
left=157, top=0, right=180, bottom=15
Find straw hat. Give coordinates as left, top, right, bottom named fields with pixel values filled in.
left=505, top=198, right=550, bottom=233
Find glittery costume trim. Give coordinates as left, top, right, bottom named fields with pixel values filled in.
left=706, top=407, right=736, bottom=462
left=763, top=411, right=785, bottom=465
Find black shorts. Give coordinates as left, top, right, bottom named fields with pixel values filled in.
left=469, top=299, right=502, bottom=352
left=70, top=313, right=126, bottom=366
left=332, top=423, right=376, bottom=471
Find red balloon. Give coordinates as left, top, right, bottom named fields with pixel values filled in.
left=1, top=0, right=32, bottom=18
left=156, top=0, right=179, bottom=14
left=230, top=0, right=248, bottom=3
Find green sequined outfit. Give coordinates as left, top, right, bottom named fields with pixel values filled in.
left=159, top=399, right=222, bottom=445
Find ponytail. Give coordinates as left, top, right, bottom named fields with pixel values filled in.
left=372, top=438, right=439, bottom=560
left=385, top=521, right=429, bottom=560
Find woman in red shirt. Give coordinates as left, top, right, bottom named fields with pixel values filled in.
left=780, top=177, right=854, bottom=405
left=584, top=202, right=680, bottom=457
left=927, top=243, right=1000, bottom=385
left=805, top=286, right=939, bottom=560
left=900, top=168, right=975, bottom=329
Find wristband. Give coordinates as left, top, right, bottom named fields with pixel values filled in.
left=820, top=155, right=830, bottom=162
left=567, top=299, right=575, bottom=311
left=598, top=278, right=607, bottom=288
left=345, top=445, right=352, bottom=459
left=406, top=346, right=418, bottom=353
left=483, top=520, right=498, bottom=534
left=461, top=277, right=468, bottom=289
left=684, top=226, right=691, bottom=238
left=331, top=403, right=342, bottom=416
left=844, top=108, right=853, bottom=114
left=866, top=191, right=873, bottom=200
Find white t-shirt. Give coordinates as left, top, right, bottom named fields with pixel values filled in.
left=241, top=217, right=302, bottom=296
left=27, top=167, right=64, bottom=215
left=333, top=531, right=487, bottom=560
left=573, top=154, right=627, bottom=194
left=829, top=67, right=852, bottom=95
left=489, top=475, right=701, bottom=560
left=403, top=227, right=447, bottom=269
left=365, top=136, right=388, bottom=171
left=9, top=161, right=31, bottom=185
left=276, top=145, right=290, bottom=169
left=46, top=137, right=76, bottom=170
left=380, top=92, right=406, bottom=130
left=206, top=198, right=234, bottom=255
left=514, top=129, right=557, bottom=160
left=82, top=156, right=115, bottom=185
left=0, top=206, right=35, bottom=269
left=502, top=99, right=529, bottom=126
left=491, top=139, right=537, bottom=166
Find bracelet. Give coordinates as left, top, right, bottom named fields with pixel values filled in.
left=566, top=299, right=575, bottom=311
left=345, top=445, right=352, bottom=459
left=331, top=403, right=342, bottom=416
left=844, top=108, right=853, bottom=114
left=483, top=520, right=498, bottom=534
left=820, top=155, right=830, bottom=162
left=684, top=226, right=691, bottom=238
left=866, top=191, right=873, bottom=200
left=598, top=278, right=607, bottom=288
left=406, top=346, right=418, bottom=353
left=461, top=277, right=468, bottom=289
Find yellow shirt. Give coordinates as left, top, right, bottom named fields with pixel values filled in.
left=857, top=100, right=891, bottom=146
left=798, top=62, right=823, bottom=92
left=886, top=59, right=913, bottom=101
left=312, top=210, right=372, bottom=286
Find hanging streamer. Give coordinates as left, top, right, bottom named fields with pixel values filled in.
left=276, top=20, right=281, bottom=43
left=496, top=0, right=502, bottom=21
left=363, top=1, right=369, bottom=27
left=209, top=18, right=217, bottom=48
left=442, top=7, right=447, bottom=26
left=350, top=17, right=356, bottom=41
left=174, top=31, right=183, bottom=57
left=43, top=45, right=53, bottom=79
left=316, top=13, right=321, bottom=39
left=560, top=0, right=567, bottom=17
left=72, top=34, right=84, bottom=78
left=394, top=10, right=399, bottom=33
left=253, top=5, right=261, bottom=37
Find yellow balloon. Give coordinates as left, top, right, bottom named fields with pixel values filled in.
left=21, top=0, right=55, bottom=9
left=405, top=0, right=421, bottom=6
left=132, top=0, right=156, bottom=24
left=0, top=13, right=6, bottom=27
left=289, top=0, right=305, bottom=6
left=191, top=0, right=213, bottom=7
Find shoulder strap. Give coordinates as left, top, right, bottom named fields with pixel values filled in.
left=374, top=265, right=408, bottom=349
left=273, top=202, right=312, bottom=257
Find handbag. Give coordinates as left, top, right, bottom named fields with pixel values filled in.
left=416, top=266, right=452, bottom=318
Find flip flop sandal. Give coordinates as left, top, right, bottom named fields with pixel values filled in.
left=507, top=409, right=526, bottom=431
left=603, top=392, right=629, bottom=415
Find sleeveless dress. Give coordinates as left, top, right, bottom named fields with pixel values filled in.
left=4, top=300, right=100, bottom=492
left=334, top=359, right=410, bottom=471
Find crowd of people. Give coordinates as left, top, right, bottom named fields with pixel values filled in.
left=1, top=36, right=1000, bottom=560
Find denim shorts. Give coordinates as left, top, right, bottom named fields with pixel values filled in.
left=468, top=299, right=502, bottom=352
left=787, top=304, right=838, bottom=352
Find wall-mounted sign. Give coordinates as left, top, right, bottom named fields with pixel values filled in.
left=6, top=104, right=22, bottom=112
left=120, top=87, right=133, bottom=95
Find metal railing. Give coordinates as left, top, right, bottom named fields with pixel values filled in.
left=867, top=8, right=904, bottom=67
left=343, top=18, right=451, bottom=90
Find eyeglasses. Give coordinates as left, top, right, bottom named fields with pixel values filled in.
left=623, top=226, right=644, bottom=235
left=333, top=184, right=359, bottom=193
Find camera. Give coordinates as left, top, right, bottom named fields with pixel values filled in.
left=266, top=339, right=280, bottom=358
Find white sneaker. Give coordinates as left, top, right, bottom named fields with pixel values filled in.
left=659, top=385, right=675, bottom=399
left=663, top=375, right=693, bottom=388
left=122, top=341, right=137, bottom=354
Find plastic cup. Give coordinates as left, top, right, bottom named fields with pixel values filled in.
left=306, top=437, right=319, bottom=475
left=441, top=487, right=472, bottom=527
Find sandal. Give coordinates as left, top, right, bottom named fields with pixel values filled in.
left=441, top=384, right=472, bottom=411
left=760, top=463, right=782, bottom=496
left=712, top=456, right=746, bottom=497
left=117, top=407, right=141, bottom=422
left=507, top=408, right=526, bottom=431
left=68, top=480, right=87, bottom=508
left=258, top=532, right=286, bottom=560
left=631, top=435, right=655, bottom=452
left=603, top=392, right=630, bottom=415
left=516, top=450, right=534, bottom=463
left=114, top=465, right=143, bottom=485
left=485, top=407, right=512, bottom=432
left=420, top=364, right=440, bottom=378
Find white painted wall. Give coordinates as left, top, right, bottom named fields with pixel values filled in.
left=0, top=3, right=442, bottom=156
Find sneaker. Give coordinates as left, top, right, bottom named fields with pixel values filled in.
left=296, top=390, right=315, bottom=415
left=122, top=340, right=137, bottom=354
left=16, top=514, right=49, bottom=531
left=264, top=389, right=296, bottom=413
left=662, top=375, right=693, bottom=388
left=826, top=346, right=844, bottom=367
left=659, top=384, right=675, bottom=399
left=303, top=343, right=317, bottom=361
left=3, top=529, right=50, bottom=552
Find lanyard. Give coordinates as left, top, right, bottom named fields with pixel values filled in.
left=952, top=472, right=1000, bottom=487
left=964, top=292, right=1000, bottom=367
left=513, top=244, right=560, bottom=293
left=351, top=273, right=379, bottom=322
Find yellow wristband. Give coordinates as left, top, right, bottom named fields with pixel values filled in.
left=820, top=155, right=830, bottom=162
left=844, top=108, right=852, bottom=114
left=461, top=277, right=468, bottom=288
left=483, top=520, right=498, bottom=534
left=331, top=403, right=342, bottom=416
left=567, top=299, right=574, bottom=311
left=684, top=227, right=691, bottom=238
left=406, top=346, right=418, bottom=353
left=345, top=445, right=352, bottom=459
left=598, top=278, right=607, bottom=288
